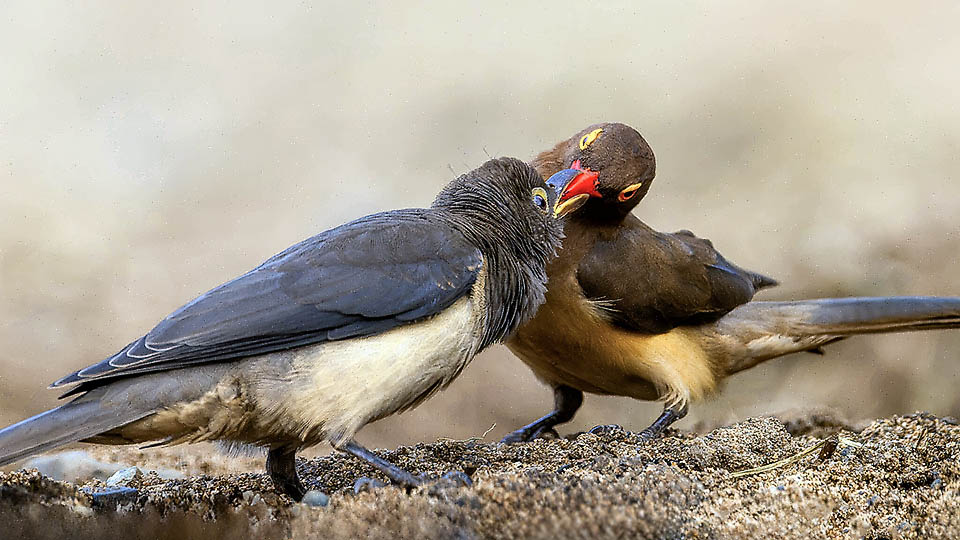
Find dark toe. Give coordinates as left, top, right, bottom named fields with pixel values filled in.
left=353, top=477, right=388, bottom=493
left=440, top=471, right=473, bottom=488
left=542, top=428, right=560, bottom=439
left=500, top=429, right=532, bottom=444
left=637, top=429, right=659, bottom=442
left=501, top=425, right=562, bottom=444
left=500, top=429, right=530, bottom=444
left=588, top=424, right=623, bottom=436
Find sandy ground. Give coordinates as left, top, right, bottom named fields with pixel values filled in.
left=1, top=411, right=958, bottom=539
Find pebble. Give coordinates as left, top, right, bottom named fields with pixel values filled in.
left=106, top=466, right=142, bottom=487
left=301, top=490, right=330, bottom=507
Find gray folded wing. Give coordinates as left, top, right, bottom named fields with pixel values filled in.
left=53, top=209, right=481, bottom=393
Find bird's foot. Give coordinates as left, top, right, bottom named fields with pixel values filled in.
left=636, top=405, right=687, bottom=443
left=500, top=425, right=559, bottom=444
left=341, top=440, right=472, bottom=495
left=588, top=424, right=624, bottom=436
left=352, top=471, right=472, bottom=494
left=275, top=476, right=308, bottom=501
left=438, top=470, right=473, bottom=488
left=637, top=427, right=659, bottom=442
left=353, top=477, right=388, bottom=493
left=500, top=428, right=531, bottom=444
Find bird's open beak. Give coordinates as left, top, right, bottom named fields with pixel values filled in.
left=545, top=168, right=601, bottom=218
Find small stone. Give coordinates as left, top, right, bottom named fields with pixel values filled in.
left=301, top=490, right=330, bottom=507
left=106, top=466, right=142, bottom=487
left=242, top=490, right=255, bottom=503
left=82, top=486, right=139, bottom=508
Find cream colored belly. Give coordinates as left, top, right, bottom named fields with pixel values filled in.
left=276, top=295, right=483, bottom=445
left=507, top=282, right=719, bottom=404
left=116, top=295, right=484, bottom=449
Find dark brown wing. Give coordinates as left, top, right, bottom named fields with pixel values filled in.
left=577, top=215, right=777, bottom=333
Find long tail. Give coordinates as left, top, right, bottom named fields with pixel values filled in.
left=708, top=296, right=960, bottom=375
left=0, top=389, right=152, bottom=467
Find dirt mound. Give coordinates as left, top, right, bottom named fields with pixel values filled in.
left=1, top=412, right=957, bottom=539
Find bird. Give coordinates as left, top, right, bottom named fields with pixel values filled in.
left=501, top=122, right=960, bottom=443
left=0, top=157, right=591, bottom=500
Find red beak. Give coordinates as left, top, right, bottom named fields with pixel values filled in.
left=559, top=162, right=601, bottom=202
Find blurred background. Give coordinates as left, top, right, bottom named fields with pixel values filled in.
left=1, top=1, right=958, bottom=455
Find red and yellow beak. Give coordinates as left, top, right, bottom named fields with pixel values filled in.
left=545, top=167, right=601, bottom=217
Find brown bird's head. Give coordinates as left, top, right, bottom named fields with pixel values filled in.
left=534, top=122, right=656, bottom=223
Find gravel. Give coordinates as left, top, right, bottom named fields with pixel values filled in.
left=1, top=412, right=958, bottom=539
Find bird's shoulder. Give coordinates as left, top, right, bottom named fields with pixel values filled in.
left=576, top=214, right=776, bottom=333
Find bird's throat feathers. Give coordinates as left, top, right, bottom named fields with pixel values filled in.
left=449, top=219, right=553, bottom=350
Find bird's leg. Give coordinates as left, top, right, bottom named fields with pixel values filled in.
left=501, top=385, right=584, bottom=443
left=638, top=403, right=688, bottom=441
left=341, top=439, right=423, bottom=488
left=343, top=440, right=474, bottom=493
left=267, top=446, right=307, bottom=501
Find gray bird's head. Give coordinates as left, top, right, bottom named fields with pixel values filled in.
left=433, top=157, right=585, bottom=345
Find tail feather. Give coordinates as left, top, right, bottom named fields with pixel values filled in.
left=799, top=296, right=960, bottom=334
left=0, top=391, right=151, bottom=467
left=710, top=296, right=960, bottom=374
left=750, top=272, right=779, bottom=291
left=0, top=361, right=231, bottom=467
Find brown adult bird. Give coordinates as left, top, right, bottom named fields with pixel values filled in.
left=502, top=122, right=960, bottom=443
left=0, top=158, right=586, bottom=500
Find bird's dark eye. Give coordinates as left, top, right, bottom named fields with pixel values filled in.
left=531, top=187, right=549, bottom=213
left=618, top=182, right=643, bottom=202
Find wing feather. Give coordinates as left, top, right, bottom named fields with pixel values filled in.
left=577, top=215, right=775, bottom=334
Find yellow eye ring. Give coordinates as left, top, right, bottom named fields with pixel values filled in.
left=618, top=182, right=644, bottom=202
left=578, top=128, right=603, bottom=150
left=531, top=187, right=549, bottom=213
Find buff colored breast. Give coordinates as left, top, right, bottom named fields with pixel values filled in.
left=507, top=272, right=720, bottom=405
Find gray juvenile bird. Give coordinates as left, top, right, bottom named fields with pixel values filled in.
left=0, top=158, right=590, bottom=500
left=502, top=123, right=960, bottom=443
